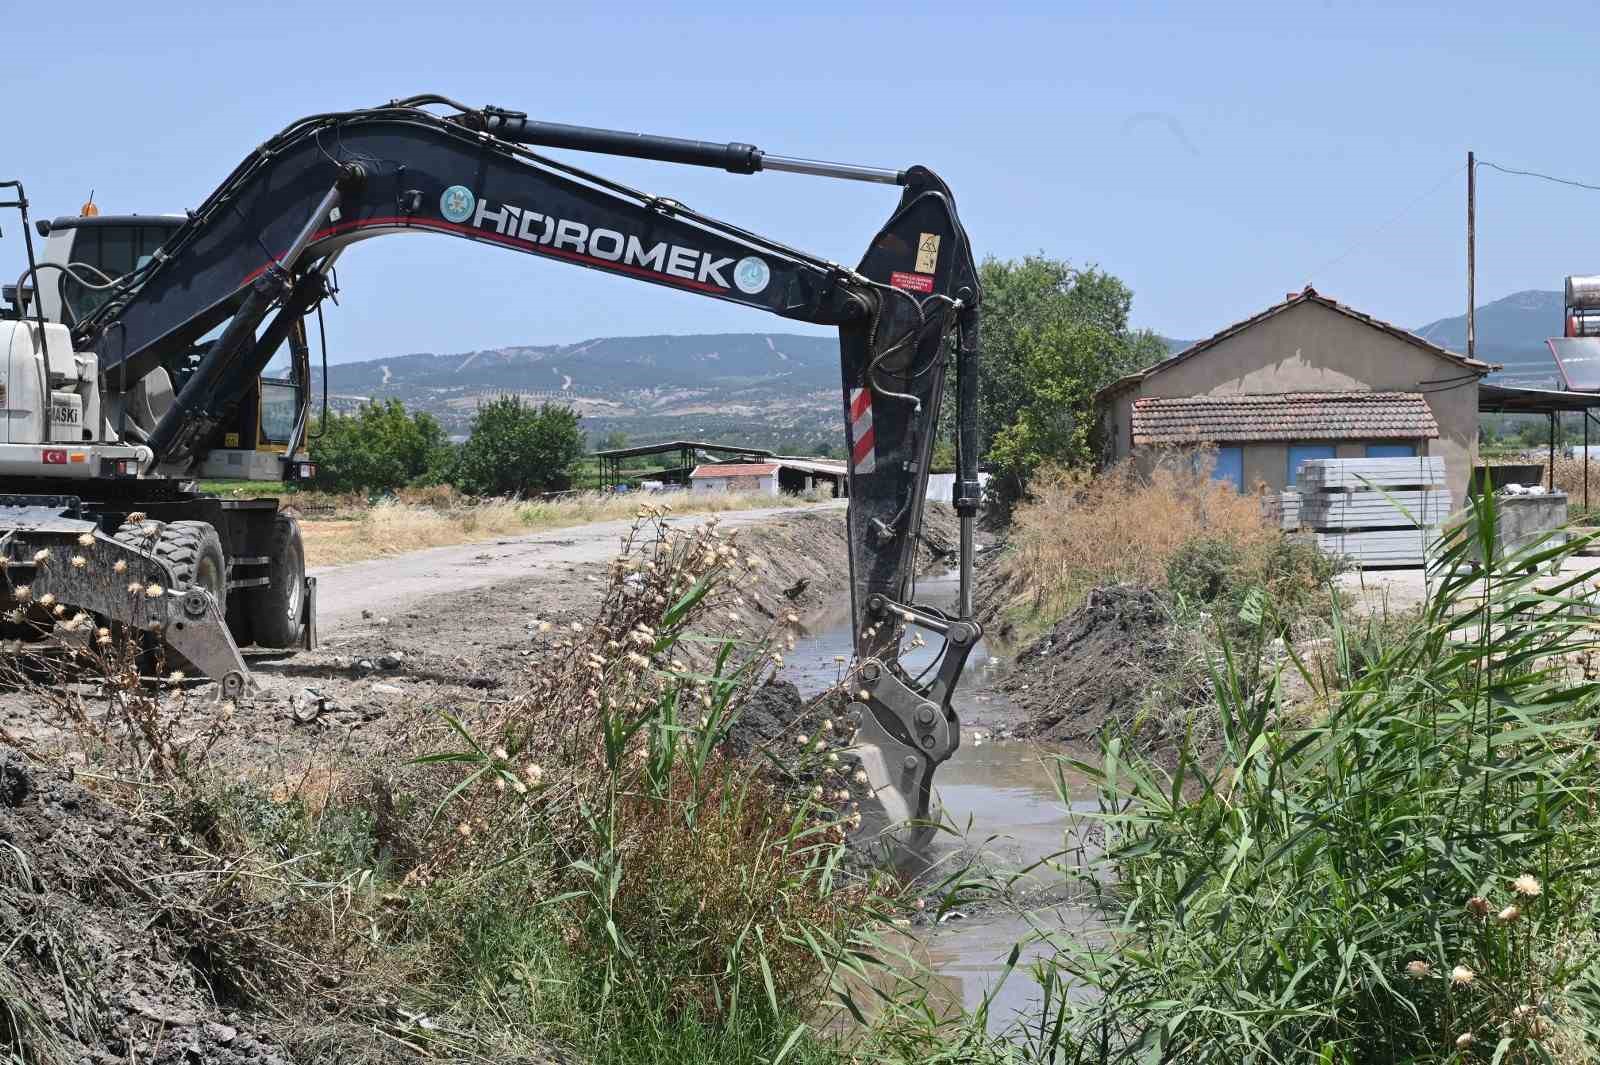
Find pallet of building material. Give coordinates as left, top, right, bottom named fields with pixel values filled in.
left=1265, top=489, right=1300, bottom=531
left=1300, top=489, right=1451, bottom=529
left=1297, top=456, right=1446, bottom=492
left=1313, top=528, right=1439, bottom=566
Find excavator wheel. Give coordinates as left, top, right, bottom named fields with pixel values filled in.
left=245, top=511, right=305, bottom=648
left=114, top=520, right=228, bottom=614
left=112, top=519, right=228, bottom=672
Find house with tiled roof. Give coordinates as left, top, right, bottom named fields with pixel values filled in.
left=1096, top=286, right=1498, bottom=509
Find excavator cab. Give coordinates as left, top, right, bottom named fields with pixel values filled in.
left=32, top=214, right=314, bottom=483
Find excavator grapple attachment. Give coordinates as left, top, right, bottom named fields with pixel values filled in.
left=0, top=504, right=250, bottom=699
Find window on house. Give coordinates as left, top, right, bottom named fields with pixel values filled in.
left=1288, top=444, right=1336, bottom=486
left=1211, top=447, right=1244, bottom=491
left=1365, top=443, right=1417, bottom=458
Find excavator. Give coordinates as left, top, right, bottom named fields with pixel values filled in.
left=0, top=94, right=983, bottom=848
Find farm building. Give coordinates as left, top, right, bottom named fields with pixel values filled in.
left=689, top=457, right=847, bottom=496
left=1096, top=286, right=1497, bottom=510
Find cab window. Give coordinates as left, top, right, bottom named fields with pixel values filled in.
left=60, top=225, right=175, bottom=322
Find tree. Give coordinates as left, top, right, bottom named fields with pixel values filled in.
left=971, top=255, right=1166, bottom=504
left=594, top=430, right=630, bottom=452
left=455, top=396, right=585, bottom=498
left=309, top=399, right=454, bottom=493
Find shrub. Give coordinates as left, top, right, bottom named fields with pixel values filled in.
left=993, top=452, right=1281, bottom=629
left=455, top=396, right=584, bottom=498
left=308, top=399, right=454, bottom=494
left=1164, top=537, right=1242, bottom=605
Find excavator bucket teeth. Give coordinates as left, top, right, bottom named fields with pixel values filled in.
left=0, top=506, right=251, bottom=700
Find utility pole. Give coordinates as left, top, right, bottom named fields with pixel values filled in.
left=1467, top=150, right=1476, bottom=359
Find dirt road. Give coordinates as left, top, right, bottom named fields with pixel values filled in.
left=309, top=500, right=846, bottom=631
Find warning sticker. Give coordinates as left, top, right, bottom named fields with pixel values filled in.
left=915, top=232, right=941, bottom=273
left=890, top=271, right=935, bottom=293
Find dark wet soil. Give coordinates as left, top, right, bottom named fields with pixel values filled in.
left=0, top=745, right=295, bottom=1065
left=1000, top=584, right=1187, bottom=757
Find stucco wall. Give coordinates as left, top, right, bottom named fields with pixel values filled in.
left=1099, top=300, right=1480, bottom=508
left=691, top=473, right=778, bottom=495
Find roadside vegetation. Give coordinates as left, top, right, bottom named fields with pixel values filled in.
left=985, top=493, right=1600, bottom=1063
left=308, top=395, right=581, bottom=496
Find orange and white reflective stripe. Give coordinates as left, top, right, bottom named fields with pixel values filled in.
left=849, top=388, right=876, bottom=475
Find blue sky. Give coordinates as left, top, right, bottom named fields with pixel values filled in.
left=3, top=1, right=1597, bottom=361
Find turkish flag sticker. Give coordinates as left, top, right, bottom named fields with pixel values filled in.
left=890, top=271, right=935, bottom=294
left=42, top=449, right=67, bottom=464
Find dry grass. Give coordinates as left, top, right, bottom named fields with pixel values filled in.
left=297, top=489, right=831, bottom=566
left=991, top=453, right=1280, bottom=629
left=1542, top=455, right=1600, bottom=515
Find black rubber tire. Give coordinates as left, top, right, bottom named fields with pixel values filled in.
left=247, top=512, right=305, bottom=648
left=114, top=520, right=228, bottom=613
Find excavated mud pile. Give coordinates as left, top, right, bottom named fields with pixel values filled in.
left=725, top=680, right=850, bottom=785
left=0, top=747, right=291, bottom=1065
left=1002, top=585, right=1182, bottom=750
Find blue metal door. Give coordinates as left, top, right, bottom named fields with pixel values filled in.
left=1211, top=447, right=1244, bottom=491
left=1365, top=443, right=1416, bottom=458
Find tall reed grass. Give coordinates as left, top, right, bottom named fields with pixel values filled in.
left=1012, top=488, right=1600, bottom=1063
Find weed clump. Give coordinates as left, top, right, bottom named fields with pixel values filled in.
left=403, top=510, right=881, bottom=1039
left=990, top=452, right=1327, bottom=637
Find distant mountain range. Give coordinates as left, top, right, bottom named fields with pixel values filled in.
left=311, top=333, right=846, bottom=452
left=315, top=292, right=1571, bottom=452
left=1412, top=290, right=1563, bottom=388
left=1160, top=289, right=1566, bottom=389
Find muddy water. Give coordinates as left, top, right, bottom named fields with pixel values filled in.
left=784, top=568, right=1104, bottom=1030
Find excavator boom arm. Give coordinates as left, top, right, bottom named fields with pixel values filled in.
left=74, top=98, right=983, bottom=855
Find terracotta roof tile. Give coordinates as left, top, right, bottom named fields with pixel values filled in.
left=691, top=463, right=779, bottom=478
left=1130, top=391, right=1439, bottom=445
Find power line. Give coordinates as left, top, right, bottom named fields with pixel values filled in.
left=1308, top=161, right=1466, bottom=278
left=1477, top=159, right=1600, bottom=193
